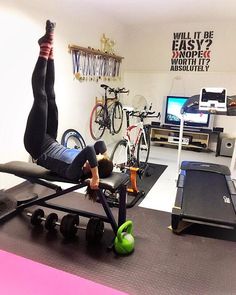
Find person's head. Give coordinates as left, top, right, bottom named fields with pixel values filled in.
left=97, top=154, right=113, bottom=178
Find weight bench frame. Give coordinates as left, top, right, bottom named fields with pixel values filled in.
left=0, top=161, right=129, bottom=235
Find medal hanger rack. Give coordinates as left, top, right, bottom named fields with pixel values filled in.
left=68, top=44, right=124, bottom=82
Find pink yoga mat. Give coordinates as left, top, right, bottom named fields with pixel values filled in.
left=0, top=249, right=128, bottom=295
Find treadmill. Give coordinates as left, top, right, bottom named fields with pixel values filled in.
left=172, top=89, right=236, bottom=233
left=172, top=161, right=236, bottom=232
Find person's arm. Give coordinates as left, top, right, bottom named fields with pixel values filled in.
left=79, top=145, right=99, bottom=189
left=89, top=166, right=99, bottom=190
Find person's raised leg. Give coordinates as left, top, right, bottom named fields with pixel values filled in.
left=45, top=22, right=58, bottom=140
left=24, top=20, right=54, bottom=159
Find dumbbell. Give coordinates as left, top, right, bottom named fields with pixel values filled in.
left=27, top=209, right=79, bottom=238
left=27, top=209, right=60, bottom=231
left=60, top=214, right=104, bottom=242
left=27, top=209, right=104, bottom=241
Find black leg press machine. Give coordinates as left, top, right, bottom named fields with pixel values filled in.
left=0, top=161, right=129, bottom=243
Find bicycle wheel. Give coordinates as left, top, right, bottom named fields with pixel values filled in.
left=111, top=101, right=123, bottom=134
left=90, top=103, right=106, bottom=140
left=61, top=129, right=86, bottom=149
left=110, top=139, right=130, bottom=170
left=137, top=127, right=151, bottom=168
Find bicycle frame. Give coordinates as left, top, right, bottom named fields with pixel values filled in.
left=114, top=113, right=149, bottom=168
left=95, top=91, right=122, bottom=130
left=90, top=84, right=129, bottom=140
left=126, top=122, right=147, bottom=162
left=111, top=105, right=159, bottom=171
left=102, top=98, right=118, bottom=130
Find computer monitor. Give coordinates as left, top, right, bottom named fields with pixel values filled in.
left=164, top=96, right=211, bottom=128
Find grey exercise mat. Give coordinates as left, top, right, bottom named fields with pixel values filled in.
left=0, top=183, right=236, bottom=295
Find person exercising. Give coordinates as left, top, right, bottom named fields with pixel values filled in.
left=24, top=20, right=113, bottom=190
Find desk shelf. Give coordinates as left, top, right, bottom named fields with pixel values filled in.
left=151, top=126, right=211, bottom=150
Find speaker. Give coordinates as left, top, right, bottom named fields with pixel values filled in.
left=151, top=121, right=160, bottom=127
left=213, top=127, right=224, bottom=132
left=220, top=138, right=235, bottom=157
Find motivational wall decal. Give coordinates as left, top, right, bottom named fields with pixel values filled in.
left=170, top=31, right=214, bottom=72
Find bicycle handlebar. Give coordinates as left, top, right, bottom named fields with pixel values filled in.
left=114, top=87, right=130, bottom=94
left=130, top=110, right=160, bottom=119
left=126, top=103, right=161, bottom=119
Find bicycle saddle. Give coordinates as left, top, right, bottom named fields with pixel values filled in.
left=100, top=84, right=109, bottom=90
left=123, top=106, right=134, bottom=112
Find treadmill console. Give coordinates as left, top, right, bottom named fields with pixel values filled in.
left=199, top=87, right=227, bottom=112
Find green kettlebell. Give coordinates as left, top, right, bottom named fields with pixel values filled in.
left=114, top=220, right=135, bottom=255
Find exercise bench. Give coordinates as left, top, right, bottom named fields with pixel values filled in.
left=0, top=161, right=129, bottom=239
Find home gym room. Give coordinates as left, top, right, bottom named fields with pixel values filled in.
left=0, top=0, right=236, bottom=294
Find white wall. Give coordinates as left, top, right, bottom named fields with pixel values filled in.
left=123, top=22, right=236, bottom=135
left=0, top=0, right=126, bottom=188
left=1, top=2, right=236, bottom=189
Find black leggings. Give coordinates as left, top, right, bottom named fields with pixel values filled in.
left=24, top=57, right=58, bottom=159
left=24, top=57, right=98, bottom=180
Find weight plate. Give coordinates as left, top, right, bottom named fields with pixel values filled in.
left=45, top=213, right=58, bottom=231
left=60, top=214, right=80, bottom=239
left=31, top=209, right=45, bottom=226
left=86, top=218, right=104, bottom=243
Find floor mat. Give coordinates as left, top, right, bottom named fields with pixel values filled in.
left=137, top=163, right=167, bottom=194
left=1, top=184, right=236, bottom=295
left=123, top=163, right=167, bottom=207
left=0, top=249, right=127, bottom=295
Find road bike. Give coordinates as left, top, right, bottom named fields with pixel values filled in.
left=107, top=105, right=160, bottom=207
left=110, top=105, right=160, bottom=172
left=89, top=84, right=129, bottom=140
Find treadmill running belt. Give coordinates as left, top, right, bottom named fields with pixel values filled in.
left=182, top=170, right=236, bottom=224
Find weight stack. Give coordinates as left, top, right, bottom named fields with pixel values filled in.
left=220, top=137, right=235, bottom=157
